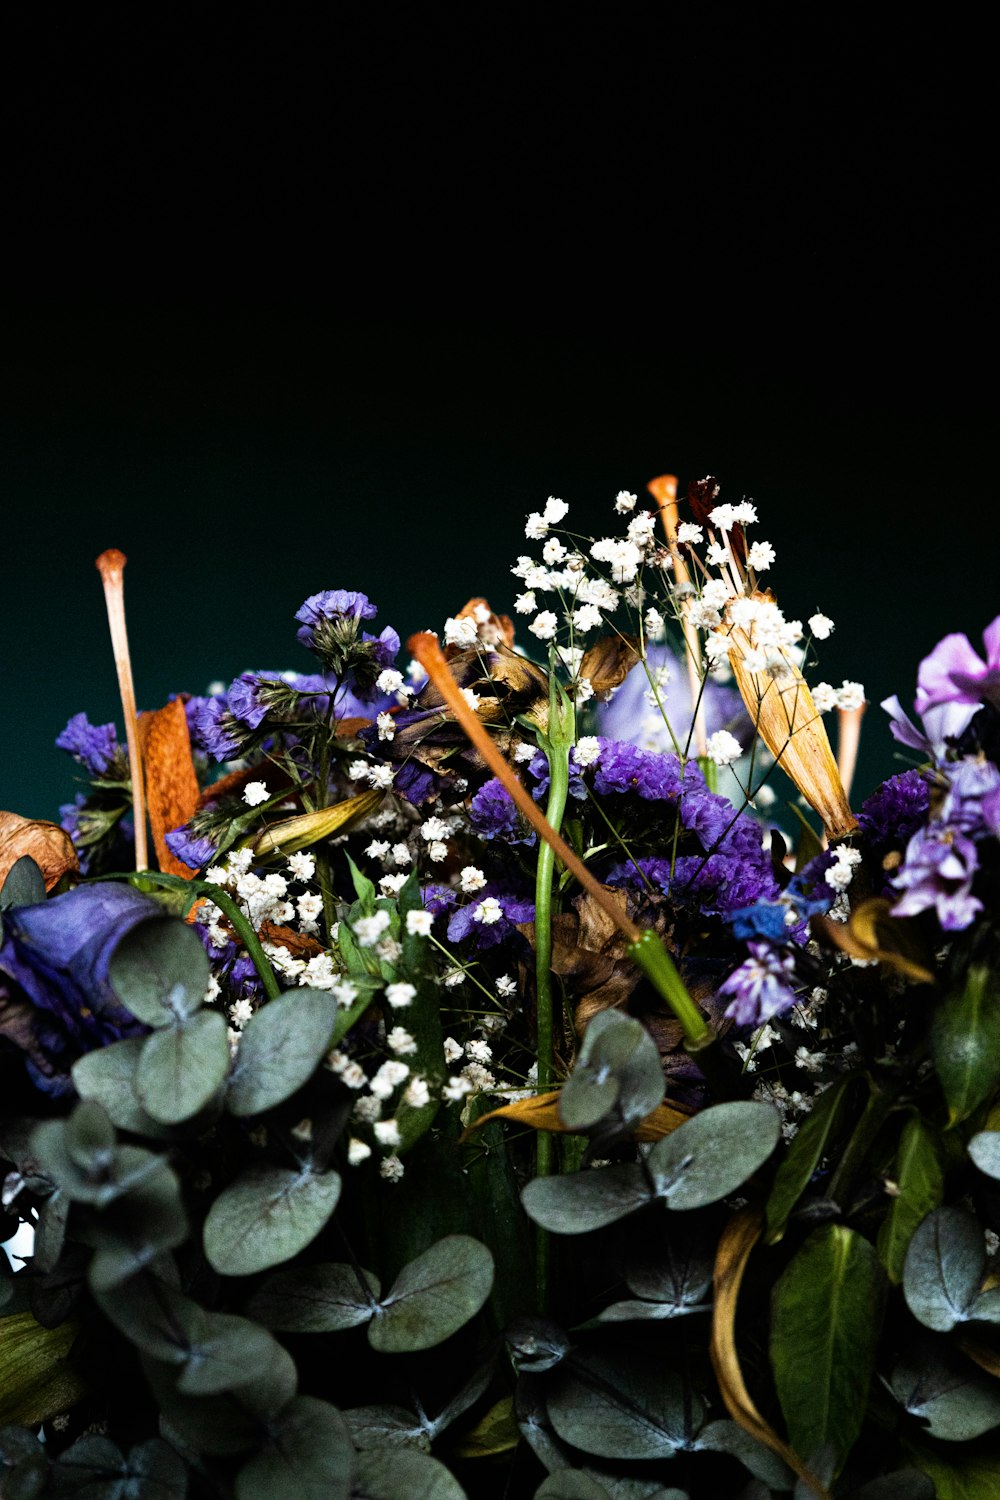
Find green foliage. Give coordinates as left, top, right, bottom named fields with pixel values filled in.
left=234, top=1397, right=354, bottom=1500
left=226, top=988, right=338, bottom=1116
left=203, top=1163, right=342, bottom=1276
left=545, top=1349, right=700, bottom=1459
left=766, top=1077, right=855, bottom=1243
left=877, top=1115, right=944, bottom=1283
left=770, top=1225, right=883, bottom=1474
left=107, top=917, right=211, bottom=1028
left=903, top=1206, right=1000, bottom=1330
left=932, top=966, right=1000, bottom=1126
left=0, top=857, right=46, bottom=913
left=135, top=1009, right=230, bottom=1124
left=889, top=1344, right=1000, bottom=1440
left=558, top=1010, right=665, bottom=1132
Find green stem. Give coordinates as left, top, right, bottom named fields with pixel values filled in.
left=825, top=1082, right=893, bottom=1210
left=698, top=754, right=719, bottom=793
left=314, top=727, right=337, bottom=945
left=534, top=668, right=574, bottom=1313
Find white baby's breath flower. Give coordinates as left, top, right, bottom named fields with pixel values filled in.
left=370, top=1060, right=410, bottom=1099
left=387, top=1026, right=417, bottom=1056
left=614, top=489, right=637, bottom=513
left=385, top=981, right=417, bottom=1007
left=514, top=591, right=537, bottom=614
left=243, top=781, right=269, bottom=807
left=379, top=1154, right=405, bottom=1182
left=374, top=1120, right=402, bottom=1148
left=472, top=897, right=503, bottom=926
left=573, top=735, right=601, bottom=768
left=746, top=540, right=776, bottom=571
left=460, top=866, right=487, bottom=893
left=347, top=1138, right=372, bottom=1166
left=524, top=512, right=549, bottom=540
left=513, top=742, right=536, bottom=763
left=461, top=688, right=481, bottom=710
left=347, top=759, right=370, bottom=780
left=376, top=712, right=395, bottom=741
left=376, top=668, right=404, bottom=694
left=404, top=1076, right=431, bottom=1108
left=706, top=729, right=743, bottom=767
left=496, top=974, right=517, bottom=998
left=529, top=611, right=559, bottom=641
left=354, top=911, right=391, bottom=948
left=809, top=612, right=834, bottom=640
left=836, top=680, right=866, bottom=711
left=444, top=615, right=479, bottom=648
left=405, top=910, right=433, bottom=937
left=677, top=522, right=703, bottom=545
left=443, top=1037, right=464, bottom=1063
left=287, top=850, right=316, bottom=882
left=542, top=495, right=569, bottom=524
left=367, top=765, right=394, bottom=789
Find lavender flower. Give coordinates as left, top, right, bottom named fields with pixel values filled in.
left=55, top=712, right=120, bottom=776
left=469, top=778, right=537, bottom=846
left=294, top=589, right=399, bottom=695
left=719, top=942, right=798, bottom=1026
left=294, top=590, right=378, bottom=650
left=185, top=694, right=243, bottom=762
left=447, top=888, right=535, bottom=951
left=917, top=615, right=1000, bottom=712
left=891, top=824, right=982, bottom=931
left=858, top=770, right=931, bottom=857
left=163, top=826, right=219, bottom=872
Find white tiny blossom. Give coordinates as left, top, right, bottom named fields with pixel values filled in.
left=543, top=495, right=569, bottom=524
left=702, top=579, right=733, bottom=611
left=379, top=873, right=408, bottom=898
left=428, top=841, right=448, bottom=863
left=730, top=501, right=758, bottom=525
left=573, top=735, right=601, bottom=768
left=387, top=1026, right=417, bottom=1056
left=340, top=1062, right=366, bottom=1089
left=615, top=489, right=637, bottom=513
left=368, top=764, right=395, bottom=790
left=496, top=974, right=517, bottom=998
left=574, top=676, right=595, bottom=704
left=473, top=897, right=504, bottom=926
left=794, top=1046, right=828, bottom=1074
left=836, top=681, right=866, bottom=711
left=704, top=631, right=732, bottom=665
left=572, top=603, right=603, bottom=633
left=380, top=1154, right=405, bottom=1182
left=575, top=576, right=620, bottom=610
left=706, top=540, right=731, bottom=568
left=230, top=997, right=254, bottom=1027
left=376, top=712, right=395, bottom=741
left=370, top=1060, right=410, bottom=1099
left=460, top=687, right=480, bottom=711
left=627, top=511, right=657, bottom=548
left=330, top=978, right=359, bottom=1006
left=347, top=759, right=370, bottom=780
left=460, top=865, right=487, bottom=893
left=443, top=1036, right=465, bottom=1063
left=461, top=1062, right=496, bottom=1092
left=443, top=1075, right=474, bottom=1102
left=262, top=873, right=288, bottom=899
left=688, top=601, right=722, bottom=631
left=404, top=1076, right=431, bottom=1108
left=706, top=729, right=743, bottom=767
left=809, top=612, right=834, bottom=640
left=811, top=682, right=837, bottom=713
left=385, top=981, right=417, bottom=1008
left=366, top=839, right=390, bottom=860
left=677, top=522, right=703, bottom=545
left=524, top=512, right=549, bottom=539
left=387, top=842, right=409, bottom=866
left=376, top=668, right=405, bottom=694
left=354, top=911, right=391, bottom=947
left=444, top=615, right=480, bottom=648
left=708, top=503, right=738, bottom=531
left=420, top=817, right=450, bottom=842
left=558, top=644, right=585, bottom=674
left=466, top=1038, right=493, bottom=1063
left=746, top=540, right=776, bottom=571
left=287, top=850, right=316, bottom=882
left=513, top=741, right=536, bottom=763
left=542, top=537, right=568, bottom=565
left=203, top=864, right=231, bottom=887
left=529, top=611, right=559, bottom=641
left=204, top=974, right=221, bottom=1004
left=301, top=953, right=339, bottom=990
left=374, top=1119, right=402, bottom=1148
left=644, top=607, right=666, bottom=641
left=443, top=967, right=466, bottom=988
left=827, top=846, right=862, bottom=892
left=243, top=781, right=269, bottom=807
left=347, top=1138, right=372, bottom=1166
left=405, top=911, right=432, bottom=938
left=590, top=537, right=642, bottom=584
left=515, top=591, right=537, bottom=615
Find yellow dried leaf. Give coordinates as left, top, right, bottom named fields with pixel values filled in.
left=0, top=812, right=78, bottom=892
left=0, top=1312, right=86, bottom=1426
left=958, top=1334, right=1000, bottom=1381
left=725, top=603, right=856, bottom=840
left=816, top=898, right=935, bottom=985
left=459, top=1090, right=691, bottom=1144
left=711, top=1207, right=830, bottom=1498
left=249, top=789, right=384, bottom=859
left=451, top=1395, right=520, bottom=1458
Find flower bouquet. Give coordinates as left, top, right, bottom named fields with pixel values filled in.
left=2, top=474, right=1000, bottom=1500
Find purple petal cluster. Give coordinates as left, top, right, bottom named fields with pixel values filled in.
left=294, top=590, right=399, bottom=696
left=595, top=643, right=750, bottom=752
left=185, top=694, right=243, bottom=762
left=56, top=712, right=119, bottom=776
left=446, top=888, right=535, bottom=951
left=718, top=942, right=798, bottom=1027
left=468, top=778, right=537, bottom=846
left=858, top=770, right=931, bottom=856
left=918, top=615, right=1000, bottom=712
left=526, top=748, right=588, bottom=803
left=163, top=827, right=219, bottom=872
left=892, top=823, right=982, bottom=931
left=294, top=590, right=378, bottom=650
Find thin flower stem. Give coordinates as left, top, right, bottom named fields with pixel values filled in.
left=95, top=550, right=148, bottom=872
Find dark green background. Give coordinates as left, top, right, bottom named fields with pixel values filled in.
left=3, top=308, right=993, bottom=821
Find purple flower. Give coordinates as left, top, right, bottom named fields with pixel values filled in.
left=0, top=883, right=160, bottom=1095
left=881, top=693, right=977, bottom=761
left=447, top=889, right=535, bottom=951
left=56, top=712, right=119, bottom=776
left=164, top=826, right=219, bottom=871
left=596, top=643, right=749, bottom=754
left=468, top=778, right=537, bottom=846
left=227, top=672, right=279, bottom=730
left=917, top=615, right=1000, bottom=712
left=295, top=590, right=399, bottom=695
left=858, top=770, right=931, bottom=856
left=186, top=694, right=243, bottom=762
left=891, top=824, right=982, bottom=931
left=719, top=942, right=798, bottom=1027
left=420, top=883, right=457, bottom=916
left=938, top=757, right=1000, bottom=836
left=526, top=748, right=588, bottom=803
left=294, top=590, right=378, bottom=651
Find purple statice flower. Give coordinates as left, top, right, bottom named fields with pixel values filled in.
left=447, top=888, right=535, bottom=951
left=917, top=615, right=1000, bottom=712
left=186, top=694, right=243, bottom=762
left=394, top=760, right=440, bottom=806
left=526, top=747, right=588, bottom=803
left=227, top=671, right=280, bottom=730
left=0, top=883, right=160, bottom=1095
left=595, top=643, right=749, bottom=755
left=891, top=824, right=982, bottom=931
left=719, top=942, right=798, bottom=1027
left=56, top=712, right=119, bottom=776
left=858, top=770, right=931, bottom=855
left=469, top=778, right=537, bottom=846
left=725, top=851, right=839, bottom=942
left=938, top=757, right=1000, bottom=836
left=421, top=883, right=458, bottom=916
left=164, top=826, right=219, bottom=872
left=593, top=739, right=683, bottom=801
left=294, top=590, right=378, bottom=651
left=229, top=954, right=264, bottom=1004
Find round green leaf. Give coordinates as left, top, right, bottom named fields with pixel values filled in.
left=694, top=1417, right=795, bottom=1489
left=891, top=1344, right=1000, bottom=1440
left=177, top=1311, right=289, bottom=1396
left=535, top=1474, right=612, bottom=1500
left=903, top=1205, right=985, bottom=1331
left=969, top=1130, right=1000, bottom=1179
left=521, top=1164, right=651, bottom=1235
left=227, top=988, right=338, bottom=1116
left=649, top=1100, right=781, bottom=1210
left=345, top=1404, right=431, bottom=1451
left=72, top=1038, right=168, bottom=1137
left=87, top=1170, right=189, bottom=1291
left=352, top=1449, right=468, bottom=1500
left=108, top=916, right=211, bottom=1028
left=559, top=1011, right=664, bottom=1132
left=65, top=1100, right=116, bottom=1170
left=546, top=1349, right=698, bottom=1460
left=369, top=1235, right=494, bottom=1353
left=235, top=1396, right=353, bottom=1500
left=203, top=1164, right=341, bottom=1277
left=247, top=1262, right=380, bottom=1332
left=771, top=1224, right=883, bottom=1471
left=135, top=1009, right=229, bottom=1124
left=931, top=966, right=1000, bottom=1127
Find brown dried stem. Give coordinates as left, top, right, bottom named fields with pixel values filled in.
left=648, top=473, right=708, bottom=758
left=96, top=549, right=147, bottom=871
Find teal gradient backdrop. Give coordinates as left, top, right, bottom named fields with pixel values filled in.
left=2, top=309, right=993, bottom=823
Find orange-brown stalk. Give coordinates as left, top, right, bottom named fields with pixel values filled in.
left=407, top=631, right=643, bottom=943
left=96, top=549, right=148, bottom=871
left=836, top=702, right=866, bottom=803
left=648, top=474, right=708, bottom=758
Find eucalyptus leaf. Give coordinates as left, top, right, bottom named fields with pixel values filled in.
left=905, top=1440, right=1000, bottom=1497
left=203, top=1163, right=342, bottom=1276
left=72, top=1040, right=167, bottom=1137
left=65, top=1103, right=120, bottom=1177
left=851, top=1471, right=935, bottom=1499
left=559, top=1011, right=665, bottom=1132
left=890, top=1343, right=1000, bottom=1440
left=87, top=1169, right=189, bottom=1291
left=136, top=1009, right=230, bottom=1124
left=770, top=1224, right=883, bottom=1473
left=766, top=1077, right=853, bottom=1243
left=624, top=1223, right=715, bottom=1310
left=47, top=1434, right=187, bottom=1498
left=0, top=857, right=46, bottom=912
left=649, top=1101, right=781, bottom=1210
left=345, top=1404, right=432, bottom=1451
left=535, top=1475, right=613, bottom=1500
left=369, top=1234, right=494, bottom=1353
left=506, top=1316, right=572, bottom=1372
left=932, top=967, right=1000, bottom=1127
left=968, top=1131, right=1000, bottom=1180
left=594, top=1297, right=706, bottom=1323
left=247, top=1262, right=380, bottom=1332
left=226, top=988, right=338, bottom=1116
left=108, top=915, right=211, bottom=1028
left=33, top=1192, right=69, bottom=1275
left=93, top=1270, right=194, bottom=1363
left=177, top=1311, right=289, bottom=1397
left=521, top=1164, right=651, bottom=1234
left=32, top=1123, right=167, bottom=1208
left=352, top=1449, right=468, bottom=1500
left=235, top=1396, right=354, bottom=1500
left=904, top=1206, right=986, bottom=1331
left=694, top=1418, right=795, bottom=1489
left=877, top=1116, right=944, bottom=1284
left=546, top=1349, right=700, bottom=1460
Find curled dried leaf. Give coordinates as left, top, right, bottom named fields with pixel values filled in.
left=711, top=1207, right=830, bottom=1498
left=452, top=597, right=516, bottom=652
left=459, top=1089, right=691, bottom=1144
left=137, top=699, right=201, bottom=879
left=249, top=789, right=384, bottom=860
left=814, top=898, right=934, bottom=985
left=0, top=812, right=78, bottom=892
left=579, top=634, right=641, bottom=701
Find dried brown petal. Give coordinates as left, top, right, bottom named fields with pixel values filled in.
left=0, top=812, right=78, bottom=892
left=579, top=634, right=641, bottom=701
left=814, top=897, right=935, bottom=984
left=137, top=700, right=201, bottom=879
